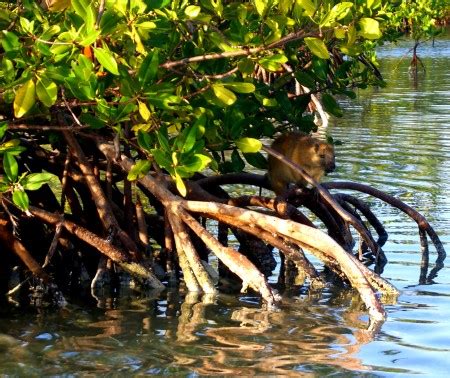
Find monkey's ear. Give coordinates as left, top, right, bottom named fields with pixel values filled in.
left=314, top=143, right=320, bottom=152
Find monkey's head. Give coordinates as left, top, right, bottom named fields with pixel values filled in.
left=313, top=142, right=336, bottom=174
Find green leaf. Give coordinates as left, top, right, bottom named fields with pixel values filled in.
left=93, top=47, right=119, bottom=75
left=235, top=137, right=262, bottom=153
left=72, top=0, right=95, bottom=29
left=138, top=101, right=151, bottom=121
left=258, top=54, right=288, bottom=72
left=0, top=179, right=10, bottom=193
left=322, top=93, right=343, bottom=117
left=127, top=160, right=151, bottom=181
left=212, top=85, right=237, bottom=106
left=174, top=171, right=187, bottom=197
left=156, top=129, right=170, bottom=152
left=36, top=77, right=57, bottom=107
left=253, top=0, right=268, bottom=16
left=3, top=152, right=18, bottom=181
left=358, top=18, right=381, bottom=40
left=238, top=58, right=255, bottom=75
left=14, top=79, right=36, bottom=118
left=181, top=154, right=212, bottom=172
left=1, top=31, right=20, bottom=52
left=230, top=149, right=245, bottom=172
left=304, top=37, right=330, bottom=59
left=137, top=130, right=153, bottom=151
left=0, top=121, right=7, bottom=140
left=294, top=71, right=316, bottom=88
left=2, top=58, right=15, bottom=82
left=243, top=152, right=268, bottom=169
left=331, top=2, right=353, bottom=21
left=147, top=92, right=181, bottom=110
left=151, top=149, right=172, bottom=169
left=321, top=2, right=353, bottom=26
left=22, top=172, right=55, bottom=191
left=296, top=0, right=316, bottom=16
left=185, top=5, right=201, bottom=18
left=46, top=0, right=71, bottom=11
left=138, top=50, right=159, bottom=87
left=0, top=139, right=26, bottom=155
left=12, top=190, right=29, bottom=211
left=223, top=82, right=256, bottom=93
left=262, top=97, right=278, bottom=107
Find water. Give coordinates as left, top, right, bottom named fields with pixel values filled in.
left=1, top=37, right=450, bottom=376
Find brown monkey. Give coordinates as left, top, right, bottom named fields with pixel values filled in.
left=268, top=132, right=336, bottom=195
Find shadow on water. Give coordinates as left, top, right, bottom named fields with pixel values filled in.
left=1, top=36, right=450, bottom=375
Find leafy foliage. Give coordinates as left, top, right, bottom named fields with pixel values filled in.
left=0, top=0, right=446, bottom=204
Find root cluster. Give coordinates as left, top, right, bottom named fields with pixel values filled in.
left=0, top=131, right=445, bottom=322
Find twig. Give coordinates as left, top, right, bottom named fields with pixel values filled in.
left=161, top=31, right=316, bottom=69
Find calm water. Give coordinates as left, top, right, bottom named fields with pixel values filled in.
left=1, top=37, right=450, bottom=376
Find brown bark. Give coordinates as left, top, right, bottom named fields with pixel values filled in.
left=29, top=206, right=164, bottom=289
left=97, top=142, right=278, bottom=305
left=0, top=219, right=51, bottom=283
left=62, top=131, right=142, bottom=261
left=324, top=181, right=446, bottom=259
left=183, top=200, right=396, bottom=320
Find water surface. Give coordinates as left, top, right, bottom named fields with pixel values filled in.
left=1, top=36, right=449, bottom=376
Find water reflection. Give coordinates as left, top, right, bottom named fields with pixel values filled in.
left=0, top=289, right=387, bottom=375
left=1, top=36, right=450, bottom=376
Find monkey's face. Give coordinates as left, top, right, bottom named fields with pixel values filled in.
left=314, top=143, right=336, bottom=173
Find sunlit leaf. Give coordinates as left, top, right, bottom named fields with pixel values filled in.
left=182, top=154, right=212, bottom=172
left=174, top=171, right=186, bottom=197
left=127, top=160, right=151, bottom=181
left=44, top=0, right=71, bottom=11
left=304, top=37, right=330, bottom=59
left=296, top=0, right=316, bottom=16
left=12, top=190, right=29, bottom=211
left=185, top=5, right=201, bottom=18
left=36, top=77, right=57, bottom=107
left=138, top=101, right=151, bottom=121
left=14, top=79, right=36, bottom=118
left=358, top=18, right=381, bottom=40
left=253, top=0, right=268, bottom=16
left=235, top=137, right=262, bottom=153
left=22, top=172, right=55, bottom=191
left=3, top=152, right=18, bottom=182
left=223, top=82, right=256, bottom=93
left=93, top=47, right=119, bottom=75
left=212, top=85, right=237, bottom=106
left=0, top=121, right=7, bottom=140
left=258, top=54, right=288, bottom=71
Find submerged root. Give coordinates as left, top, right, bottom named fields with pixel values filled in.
left=1, top=137, right=445, bottom=325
